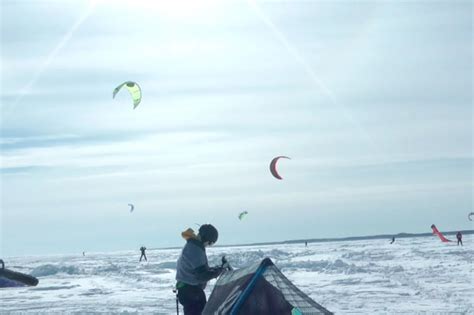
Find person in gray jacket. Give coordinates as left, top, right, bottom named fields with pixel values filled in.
left=175, top=224, right=223, bottom=315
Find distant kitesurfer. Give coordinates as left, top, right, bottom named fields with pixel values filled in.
left=390, top=237, right=395, bottom=244
left=139, top=246, right=147, bottom=262
left=305, top=241, right=308, bottom=247
left=175, top=224, right=224, bottom=315
left=456, top=232, right=463, bottom=246
left=83, top=251, right=85, bottom=256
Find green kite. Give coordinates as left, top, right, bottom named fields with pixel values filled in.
left=238, top=211, right=248, bottom=220
left=113, top=81, right=142, bottom=109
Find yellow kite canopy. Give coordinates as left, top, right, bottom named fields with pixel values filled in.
left=113, top=81, right=142, bottom=109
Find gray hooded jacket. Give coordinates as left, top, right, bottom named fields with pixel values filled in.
left=176, top=238, right=222, bottom=288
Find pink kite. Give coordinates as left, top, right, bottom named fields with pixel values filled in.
left=269, top=156, right=291, bottom=180
left=431, top=224, right=451, bottom=242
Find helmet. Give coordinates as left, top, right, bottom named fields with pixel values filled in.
left=199, top=224, right=218, bottom=244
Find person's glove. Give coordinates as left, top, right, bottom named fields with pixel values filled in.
left=221, top=256, right=232, bottom=271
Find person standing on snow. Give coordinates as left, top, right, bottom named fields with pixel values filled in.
left=456, top=232, right=463, bottom=246
left=139, top=246, right=147, bottom=262
left=175, top=224, right=224, bottom=315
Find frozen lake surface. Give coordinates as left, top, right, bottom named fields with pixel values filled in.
left=1, top=235, right=472, bottom=314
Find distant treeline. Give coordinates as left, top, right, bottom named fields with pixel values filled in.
left=154, top=229, right=474, bottom=250
left=214, top=229, right=474, bottom=249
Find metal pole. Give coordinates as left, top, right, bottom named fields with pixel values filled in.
left=173, top=289, right=179, bottom=315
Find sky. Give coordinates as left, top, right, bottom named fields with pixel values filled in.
left=1, top=0, right=472, bottom=257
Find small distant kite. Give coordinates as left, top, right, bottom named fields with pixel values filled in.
left=238, top=211, right=248, bottom=220
left=469, top=212, right=474, bottom=221
left=128, top=204, right=134, bottom=213
left=270, top=156, right=291, bottom=180
left=113, top=81, right=142, bottom=109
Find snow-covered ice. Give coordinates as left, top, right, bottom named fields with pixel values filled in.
left=1, top=235, right=472, bottom=314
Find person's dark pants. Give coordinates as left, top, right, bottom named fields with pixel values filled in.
left=178, top=284, right=206, bottom=315
left=140, top=253, right=147, bottom=261
left=457, top=239, right=463, bottom=246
